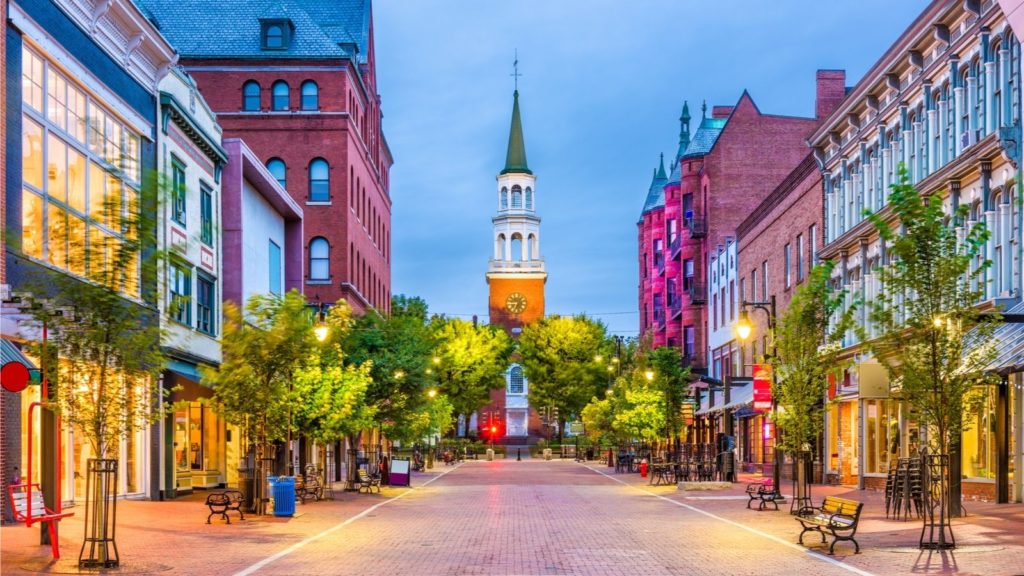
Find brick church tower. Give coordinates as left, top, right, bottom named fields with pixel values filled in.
left=480, top=88, right=547, bottom=443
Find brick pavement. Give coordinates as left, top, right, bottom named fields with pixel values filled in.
left=3, top=460, right=1022, bottom=575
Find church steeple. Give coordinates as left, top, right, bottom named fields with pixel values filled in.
left=677, top=101, right=691, bottom=159
left=501, top=90, right=531, bottom=175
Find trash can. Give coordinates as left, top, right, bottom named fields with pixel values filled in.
left=543, top=448, right=552, bottom=461
left=272, top=476, right=296, bottom=517
left=486, top=448, right=495, bottom=461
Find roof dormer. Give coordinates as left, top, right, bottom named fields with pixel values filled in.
left=260, top=18, right=294, bottom=51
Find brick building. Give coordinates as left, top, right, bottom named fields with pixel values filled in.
left=139, top=0, right=392, bottom=314
left=809, top=0, right=1022, bottom=501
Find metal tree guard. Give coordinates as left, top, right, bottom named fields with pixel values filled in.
left=920, top=450, right=956, bottom=549
left=79, top=458, right=119, bottom=568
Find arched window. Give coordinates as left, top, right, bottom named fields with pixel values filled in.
left=265, top=25, right=284, bottom=49
left=272, top=81, right=289, bottom=111
left=508, top=365, right=524, bottom=394
left=975, top=58, right=985, bottom=135
left=511, top=185, right=523, bottom=208
left=243, top=81, right=260, bottom=111
left=301, top=80, right=319, bottom=110
left=500, top=187, right=508, bottom=210
left=527, top=233, right=536, bottom=260
left=309, top=158, right=329, bottom=202
left=525, top=187, right=533, bottom=210
left=511, top=233, right=523, bottom=261
left=496, top=234, right=506, bottom=260
left=266, top=158, right=286, bottom=189
left=309, top=237, right=329, bottom=280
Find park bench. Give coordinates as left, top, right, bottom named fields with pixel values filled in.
left=7, top=483, right=74, bottom=559
left=649, top=463, right=677, bottom=486
left=795, top=496, right=864, bottom=555
left=466, top=448, right=477, bottom=460
left=745, top=480, right=779, bottom=511
left=296, top=474, right=322, bottom=503
left=357, top=468, right=381, bottom=493
left=205, top=490, right=246, bottom=524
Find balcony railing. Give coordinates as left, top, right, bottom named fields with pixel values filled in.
left=669, top=297, right=682, bottom=319
left=488, top=259, right=545, bottom=272
left=687, top=282, right=707, bottom=304
left=687, top=218, right=706, bottom=238
left=653, top=308, right=665, bottom=327
left=655, top=255, right=665, bottom=276
left=669, top=234, right=681, bottom=258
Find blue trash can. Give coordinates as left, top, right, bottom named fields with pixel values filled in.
left=272, top=476, right=295, bottom=517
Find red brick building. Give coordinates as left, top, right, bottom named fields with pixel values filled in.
left=140, top=0, right=392, bottom=314
left=640, top=78, right=841, bottom=376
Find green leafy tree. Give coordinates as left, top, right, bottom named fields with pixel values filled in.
left=612, top=379, right=665, bottom=443
left=431, top=317, right=514, bottom=431
left=518, top=315, right=610, bottom=439
left=646, top=346, right=691, bottom=448
left=202, top=289, right=313, bottom=512
left=343, top=295, right=438, bottom=443
left=864, top=166, right=999, bottom=525
left=581, top=396, right=616, bottom=444
left=774, top=261, right=853, bottom=457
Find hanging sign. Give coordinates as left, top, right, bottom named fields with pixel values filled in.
left=1, top=361, right=30, bottom=393
left=753, top=364, right=772, bottom=412
left=681, top=400, right=696, bottom=425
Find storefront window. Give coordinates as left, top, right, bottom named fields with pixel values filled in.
left=864, top=399, right=897, bottom=474
left=175, top=402, right=223, bottom=475
left=962, top=385, right=998, bottom=479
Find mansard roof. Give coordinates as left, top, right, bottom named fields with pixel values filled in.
left=138, top=0, right=371, bottom=62
left=681, top=116, right=728, bottom=160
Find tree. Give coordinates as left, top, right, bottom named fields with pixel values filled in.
left=864, top=166, right=998, bottom=538
left=646, top=346, right=691, bottom=450
left=774, top=261, right=853, bottom=456
left=21, top=169, right=165, bottom=567
left=612, top=379, right=665, bottom=444
left=431, top=317, right=514, bottom=432
left=343, top=296, right=437, bottom=444
left=518, top=315, right=610, bottom=439
left=202, top=290, right=313, bottom=513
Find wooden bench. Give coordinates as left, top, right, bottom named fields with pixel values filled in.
left=745, top=480, right=779, bottom=511
left=357, top=469, right=381, bottom=493
left=796, top=496, right=864, bottom=555
left=8, top=484, right=74, bottom=559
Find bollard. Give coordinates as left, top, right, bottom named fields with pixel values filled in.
left=640, top=458, right=648, bottom=478
left=517, top=448, right=521, bottom=461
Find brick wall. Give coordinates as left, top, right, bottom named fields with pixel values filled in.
left=735, top=155, right=823, bottom=375
left=184, top=59, right=392, bottom=314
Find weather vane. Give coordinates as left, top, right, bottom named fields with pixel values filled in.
left=511, top=49, right=522, bottom=91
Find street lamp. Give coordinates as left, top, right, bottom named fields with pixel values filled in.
left=734, top=295, right=783, bottom=501
left=644, top=370, right=655, bottom=382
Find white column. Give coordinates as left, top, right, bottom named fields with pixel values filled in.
left=954, top=86, right=965, bottom=155
left=967, top=77, right=979, bottom=138
left=1014, top=373, right=1023, bottom=502
left=903, top=129, right=912, bottom=170
left=985, top=61, right=997, bottom=135
left=927, top=109, right=938, bottom=174
left=1001, top=202, right=1012, bottom=294
left=881, top=149, right=891, bottom=201
left=937, top=100, right=948, bottom=166
left=986, top=210, right=997, bottom=299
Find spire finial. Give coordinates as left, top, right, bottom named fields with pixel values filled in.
left=511, top=49, right=522, bottom=92
left=656, top=153, right=667, bottom=180
left=681, top=101, right=690, bottom=122
left=501, top=76, right=531, bottom=175
left=701, top=100, right=707, bottom=119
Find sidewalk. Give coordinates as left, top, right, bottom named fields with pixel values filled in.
left=0, top=467, right=449, bottom=575
left=585, top=462, right=1024, bottom=576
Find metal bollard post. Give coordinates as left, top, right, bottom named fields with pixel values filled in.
left=517, top=448, right=521, bottom=461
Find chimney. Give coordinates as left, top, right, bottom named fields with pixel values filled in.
left=816, top=69, right=846, bottom=120
left=711, top=105, right=734, bottom=119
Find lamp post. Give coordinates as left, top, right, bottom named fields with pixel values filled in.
left=734, top=295, right=783, bottom=501
left=426, top=388, right=438, bottom=469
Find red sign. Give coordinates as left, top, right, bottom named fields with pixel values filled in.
left=753, top=364, right=772, bottom=412
left=827, top=372, right=837, bottom=401
left=1, top=361, right=30, bottom=393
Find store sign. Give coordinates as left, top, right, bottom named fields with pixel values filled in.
left=681, top=400, right=696, bottom=425
left=857, top=362, right=889, bottom=399
left=753, top=364, right=772, bottom=412
left=1, top=361, right=30, bottom=393
left=569, top=421, right=584, bottom=435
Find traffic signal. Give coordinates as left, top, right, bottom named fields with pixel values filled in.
left=490, top=425, right=498, bottom=435
left=552, top=407, right=559, bottom=421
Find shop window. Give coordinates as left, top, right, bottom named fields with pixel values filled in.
left=962, top=386, right=998, bottom=479
left=864, top=399, right=897, bottom=474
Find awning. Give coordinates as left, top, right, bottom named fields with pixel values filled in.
left=694, top=389, right=723, bottom=416
left=719, top=384, right=754, bottom=411
left=1, top=338, right=37, bottom=369
left=981, top=302, right=1024, bottom=376
left=164, top=368, right=213, bottom=403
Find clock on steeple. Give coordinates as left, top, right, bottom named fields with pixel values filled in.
left=487, top=87, right=546, bottom=333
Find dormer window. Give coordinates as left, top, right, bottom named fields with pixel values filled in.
left=261, top=19, right=293, bottom=51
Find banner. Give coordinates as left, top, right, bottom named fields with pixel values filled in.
left=753, top=364, right=772, bottom=412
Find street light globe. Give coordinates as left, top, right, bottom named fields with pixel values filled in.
left=735, top=310, right=753, bottom=342
left=606, top=388, right=614, bottom=395
left=644, top=370, right=655, bottom=381
left=394, top=370, right=405, bottom=379
left=933, top=316, right=944, bottom=328
left=433, top=356, right=441, bottom=365
left=594, top=354, right=603, bottom=363
left=427, top=389, right=438, bottom=398
left=314, top=324, right=329, bottom=342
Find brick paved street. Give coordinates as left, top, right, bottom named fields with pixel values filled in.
left=3, top=460, right=1024, bottom=575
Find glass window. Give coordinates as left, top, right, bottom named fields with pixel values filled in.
left=196, top=275, right=215, bottom=335
left=784, top=243, right=792, bottom=288
left=265, top=25, right=284, bottom=49
left=243, top=81, right=261, bottom=111
left=796, top=234, right=804, bottom=281
left=67, top=83, right=86, bottom=144
left=23, top=116, right=44, bottom=190
left=500, top=187, right=508, bottom=209
left=864, top=399, right=896, bottom=474
left=172, top=159, right=187, bottom=226
left=301, top=81, right=318, bottom=110
left=22, top=191, right=44, bottom=259
left=47, top=202, right=68, bottom=270
left=511, top=186, right=523, bottom=208
left=272, top=81, right=289, bottom=111
left=22, top=47, right=44, bottom=112
left=309, top=237, right=329, bottom=280
left=309, top=158, right=329, bottom=202
left=46, top=68, right=68, bottom=132
left=809, top=225, right=818, bottom=264
left=267, top=158, right=286, bottom=189
left=200, top=185, right=213, bottom=246
left=509, top=365, right=524, bottom=394
left=762, top=261, right=769, bottom=300
left=169, top=262, right=192, bottom=325
left=269, top=240, right=282, bottom=295
left=962, top=386, right=998, bottom=479
left=525, top=187, right=533, bottom=210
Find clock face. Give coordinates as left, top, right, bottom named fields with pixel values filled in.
left=506, top=292, right=527, bottom=314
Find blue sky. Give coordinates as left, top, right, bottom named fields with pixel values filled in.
left=374, top=1, right=927, bottom=336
